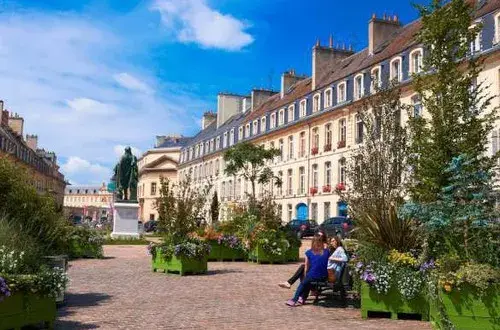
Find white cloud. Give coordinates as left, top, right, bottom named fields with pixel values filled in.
left=61, top=156, right=111, bottom=185
left=113, top=145, right=142, bottom=159
left=152, top=0, right=254, bottom=51
left=66, top=98, right=117, bottom=116
left=113, top=73, right=153, bottom=94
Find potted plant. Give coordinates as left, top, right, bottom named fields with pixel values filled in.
left=309, top=187, right=318, bottom=195
left=249, top=229, right=290, bottom=264
left=324, top=144, right=332, bottom=152
left=67, top=226, right=104, bottom=259
left=322, top=185, right=331, bottom=193
left=311, top=147, right=319, bottom=155
left=150, top=237, right=210, bottom=275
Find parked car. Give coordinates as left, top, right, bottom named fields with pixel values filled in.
left=144, top=220, right=158, bottom=233
left=285, top=219, right=319, bottom=238
left=317, top=216, right=354, bottom=238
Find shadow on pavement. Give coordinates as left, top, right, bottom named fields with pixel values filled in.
left=58, top=292, right=112, bottom=318
left=206, top=268, right=244, bottom=275
left=55, top=320, right=100, bottom=329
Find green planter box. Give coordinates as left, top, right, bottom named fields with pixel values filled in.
left=361, top=282, right=429, bottom=321
left=249, top=245, right=288, bottom=264
left=285, top=246, right=300, bottom=262
left=219, top=245, right=246, bottom=261
left=0, top=293, right=56, bottom=329
left=207, top=241, right=221, bottom=261
left=430, top=285, right=500, bottom=330
left=152, top=252, right=207, bottom=275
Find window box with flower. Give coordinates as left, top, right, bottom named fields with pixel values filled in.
left=324, top=144, right=332, bottom=152
left=337, top=140, right=346, bottom=149
left=322, top=185, right=331, bottom=193
left=309, top=187, right=318, bottom=195
left=311, top=147, right=319, bottom=155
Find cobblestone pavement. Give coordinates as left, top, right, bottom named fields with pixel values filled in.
left=56, top=245, right=431, bottom=330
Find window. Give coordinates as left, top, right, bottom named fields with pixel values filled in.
left=339, top=158, right=346, bottom=184
left=299, top=99, right=307, bottom=117
left=410, top=48, right=423, bottom=74
left=339, top=118, right=347, bottom=143
left=261, top=116, right=266, bottom=133
left=279, top=139, right=284, bottom=161
left=337, top=82, right=347, bottom=103
left=200, top=143, right=204, bottom=156
left=324, top=123, right=332, bottom=151
left=288, top=105, right=295, bottom=122
left=390, top=57, right=402, bottom=82
left=238, top=126, right=244, bottom=140
left=270, top=112, right=276, bottom=129
left=412, top=94, right=422, bottom=117
left=354, top=74, right=364, bottom=100
left=277, top=171, right=283, bottom=195
left=496, top=13, right=500, bottom=44
left=311, top=203, right=318, bottom=221
left=244, top=123, right=250, bottom=138
left=195, top=145, right=199, bottom=158
left=356, top=115, right=364, bottom=144
left=287, top=204, right=293, bottom=221
left=278, top=109, right=285, bottom=126
left=324, top=202, right=331, bottom=220
left=313, top=93, right=321, bottom=112
left=253, top=120, right=259, bottom=135
left=216, top=136, right=220, bottom=149
left=324, top=88, right=332, bottom=108
left=221, top=182, right=226, bottom=199
left=312, top=127, right=319, bottom=153
left=287, top=169, right=293, bottom=195
left=223, top=132, right=228, bottom=148
left=151, top=182, right=157, bottom=196
left=215, top=159, right=220, bottom=175
left=288, top=135, right=294, bottom=160
left=312, top=164, right=318, bottom=188
left=210, top=139, right=214, bottom=152
left=299, top=132, right=306, bottom=157
left=492, top=129, right=500, bottom=160
left=229, top=129, right=235, bottom=145
left=299, top=167, right=306, bottom=194
left=469, top=24, right=482, bottom=55
left=324, top=162, right=332, bottom=187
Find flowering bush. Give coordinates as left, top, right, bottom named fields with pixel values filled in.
left=67, top=226, right=104, bottom=259
left=0, top=267, right=68, bottom=299
left=217, top=234, right=243, bottom=250
left=0, top=245, right=25, bottom=274
left=256, top=229, right=290, bottom=256
left=0, top=277, right=11, bottom=302
left=150, top=237, right=211, bottom=261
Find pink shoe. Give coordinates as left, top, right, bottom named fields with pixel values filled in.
left=297, top=297, right=305, bottom=305
left=286, top=299, right=297, bottom=307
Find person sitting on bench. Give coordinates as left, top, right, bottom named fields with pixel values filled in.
left=327, top=236, right=348, bottom=283
left=278, top=231, right=328, bottom=289
left=285, top=235, right=329, bottom=307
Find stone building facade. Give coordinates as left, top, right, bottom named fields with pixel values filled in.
left=63, top=183, right=113, bottom=220
left=0, top=102, right=66, bottom=206
left=137, top=135, right=191, bottom=222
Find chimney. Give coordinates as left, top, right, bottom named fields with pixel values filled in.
left=202, top=111, right=217, bottom=129
left=8, top=112, right=24, bottom=136
left=156, top=135, right=166, bottom=147
left=368, top=13, right=402, bottom=55
left=251, top=89, right=278, bottom=111
left=216, top=93, right=248, bottom=128
left=0, top=101, right=8, bottom=127
left=312, top=41, right=354, bottom=90
left=26, top=134, right=38, bottom=150
left=281, top=70, right=307, bottom=98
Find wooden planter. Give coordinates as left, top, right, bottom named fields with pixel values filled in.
left=0, top=293, right=56, bottom=329
left=285, top=246, right=300, bottom=262
left=361, top=283, right=429, bottom=321
left=430, top=284, right=500, bottom=330
left=152, top=252, right=207, bottom=275
left=249, top=245, right=287, bottom=264
left=207, top=241, right=221, bottom=261
left=207, top=240, right=246, bottom=261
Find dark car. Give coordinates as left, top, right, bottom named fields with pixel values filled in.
left=318, top=216, right=354, bottom=238
left=286, top=219, right=319, bottom=238
left=144, top=220, right=158, bottom=233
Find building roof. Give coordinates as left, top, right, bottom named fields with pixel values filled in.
left=156, top=136, right=192, bottom=148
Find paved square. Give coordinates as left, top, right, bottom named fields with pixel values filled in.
left=56, top=245, right=430, bottom=329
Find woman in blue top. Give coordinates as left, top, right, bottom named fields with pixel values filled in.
left=286, top=235, right=329, bottom=306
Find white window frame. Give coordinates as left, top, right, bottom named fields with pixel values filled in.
left=354, top=73, right=364, bottom=100
left=229, top=129, right=235, bottom=146
left=261, top=116, right=266, bottom=133
left=238, top=126, right=244, bottom=140
left=324, top=123, right=332, bottom=149
left=216, top=136, right=220, bottom=150
left=409, top=48, right=424, bottom=74
left=324, top=161, right=332, bottom=186
left=324, top=88, right=333, bottom=108
left=312, top=164, right=318, bottom=188
left=495, top=12, right=500, bottom=44
left=339, top=158, right=346, bottom=184
left=469, top=23, right=482, bottom=54
left=412, top=94, right=422, bottom=117
left=253, top=120, right=259, bottom=135
left=299, top=131, right=306, bottom=157
left=337, top=81, right=347, bottom=103
left=299, top=99, right=307, bottom=117
left=278, top=108, right=285, bottom=126
left=288, top=135, right=294, bottom=160
left=288, top=105, right=295, bottom=122
left=299, top=167, right=305, bottom=194
left=270, top=112, right=277, bottom=129
left=313, top=93, right=321, bottom=112
left=339, top=118, right=347, bottom=142
left=210, top=139, right=214, bottom=152
left=370, top=66, right=381, bottom=93
left=223, top=132, right=228, bottom=148
left=390, top=56, right=403, bottom=82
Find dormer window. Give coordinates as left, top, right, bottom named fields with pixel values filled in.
left=278, top=108, right=285, bottom=126
left=324, top=88, right=332, bottom=108
left=370, top=66, right=381, bottom=93
left=410, top=48, right=423, bottom=74
left=495, top=12, right=500, bottom=44
left=469, top=23, right=482, bottom=55
left=245, top=123, right=250, bottom=138
left=337, top=82, right=347, bottom=103
left=390, top=57, right=402, bottom=82
left=223, top=132, right=228, bottom=148
left=209, top=139, right=214, bottom=152
left=354, top=74, right=364, bottom=100
left=200, top=143, right=205, bottom=156
left=261, top=116, right=266, bottom=133
left=195, top=145, right=199, bottom=158
left=253, top=120, right=259, bottom=135
left=229, top=129, right=235, bottom=146
left=313, top=93, right=321, bottom=113
left=288, top=105, right=295, bottom=122
left=238, top=126, right=244, bottom=140
left=299, top=99, right=307, bottom=117
left=270, top=112, right=276, bottom=129
left=216, top=136, right=220, bottom=149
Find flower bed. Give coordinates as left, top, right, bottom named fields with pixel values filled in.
left=430, top=284, right=500, bottom=330
left=0, top=293, right=56, bottom=330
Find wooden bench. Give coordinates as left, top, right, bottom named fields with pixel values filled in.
left=311, top=263, right=352, bottom=306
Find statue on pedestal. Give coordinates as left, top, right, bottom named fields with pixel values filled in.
left=111, top=147, right=139, bottom=201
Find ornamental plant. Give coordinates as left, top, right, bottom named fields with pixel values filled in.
left=149, top=236, right=210, bottom=261
left=255, top=229, right=290, bottom=257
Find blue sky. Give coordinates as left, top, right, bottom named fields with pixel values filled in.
left=0, top=0, right=420, bottom=184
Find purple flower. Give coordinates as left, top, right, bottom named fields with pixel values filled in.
left=362, top=271, right=376, bottom=284
left=356, top=262, right=364, bottom=270
left=419, top=259, right=436, bottom=272
left=0, top=277, right=11, bottom=302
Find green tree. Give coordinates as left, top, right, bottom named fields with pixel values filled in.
left=223, top=142, right=281, bottom=204
left=210, top=191, right=220, bottom=223
left=408, top=0, right=499, bottom=202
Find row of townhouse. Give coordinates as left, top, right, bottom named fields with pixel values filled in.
left=177, top=1, right=500, bottom=224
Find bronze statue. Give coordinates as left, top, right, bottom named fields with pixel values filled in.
left=111, top=147, right=139, bottom=201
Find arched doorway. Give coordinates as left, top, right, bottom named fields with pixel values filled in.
left=296, top=203, right=308, bottom=220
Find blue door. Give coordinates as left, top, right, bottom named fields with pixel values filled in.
left=337, top=201, right=348, bottom=217
left=296, top=203, right=308, bottom=220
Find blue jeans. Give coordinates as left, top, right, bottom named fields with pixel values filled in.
left=292, top=275, right=326, bottom=302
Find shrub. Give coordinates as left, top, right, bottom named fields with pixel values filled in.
left=67, top=226, right=104, bottom=259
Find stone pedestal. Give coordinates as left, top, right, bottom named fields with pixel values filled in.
left=111, top=202, right=140, bottom=238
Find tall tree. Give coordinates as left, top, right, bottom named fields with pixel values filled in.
left=210, top=191, right=220, bottom=224
left=223, top=142, right=281, bottom=204
left=408, top=0, right=499, bottom=202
